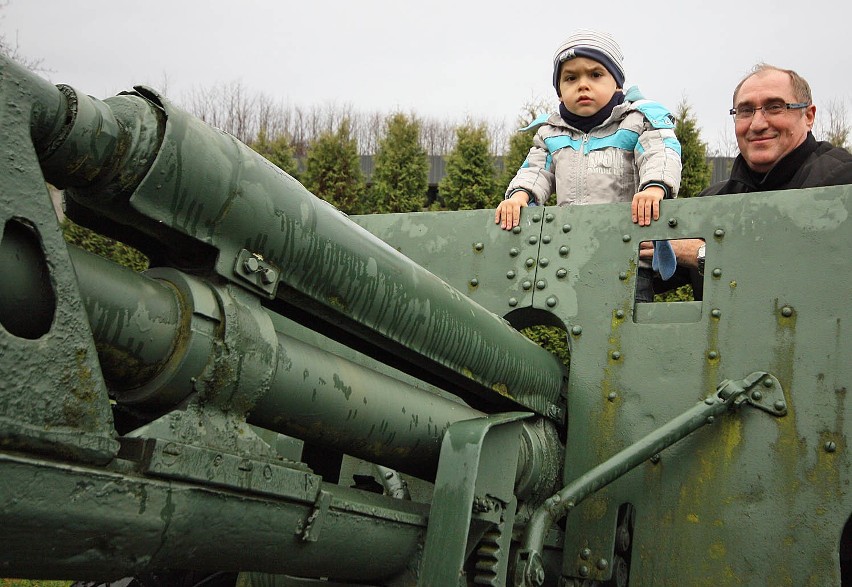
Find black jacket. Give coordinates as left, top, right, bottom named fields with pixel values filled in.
left=704, top=132, right=852, bottom=195
left=663, top=133, right=852, bottom=300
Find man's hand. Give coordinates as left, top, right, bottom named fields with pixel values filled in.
left=631, top=186, right=666, bottom=226
left=639, top=238, right=705, bottom=269
left=495, top=191, right=531, bottom=230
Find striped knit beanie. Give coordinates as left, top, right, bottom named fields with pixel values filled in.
left=552, top=30, right=626, bottom=95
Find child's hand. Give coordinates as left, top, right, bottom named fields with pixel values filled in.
left=631, top=186, right=666, bottom=226
left=495, top=191, right=530, bottom=230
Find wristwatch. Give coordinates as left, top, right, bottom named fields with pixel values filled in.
left=697, top=243, right=706, bottom=276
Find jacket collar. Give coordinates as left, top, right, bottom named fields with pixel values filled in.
left=558, top=91, right=625, bottom=133
left=732, top=132, right=819, bottom=190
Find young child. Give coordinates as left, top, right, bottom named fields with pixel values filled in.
left=495, top=30, right=681, bottom=301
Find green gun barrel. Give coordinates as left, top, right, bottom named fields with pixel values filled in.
left=15, top=63, right=565, bottom=416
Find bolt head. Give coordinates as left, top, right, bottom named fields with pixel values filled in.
left=243, top=257, right=260, bottom=272
left=261, top=268, right=277, bottom=284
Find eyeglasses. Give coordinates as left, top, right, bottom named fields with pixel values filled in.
left=729, top=101, right=810, bottom=121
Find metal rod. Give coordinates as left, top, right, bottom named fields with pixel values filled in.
left=517, top=391, right=742, bottom=585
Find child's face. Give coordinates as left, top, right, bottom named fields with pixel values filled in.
left=558, top=57, right=618, bottom=117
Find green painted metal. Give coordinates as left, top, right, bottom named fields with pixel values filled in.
left=360, top=190, right=852, bottom=586
left=515, top=372, right=785, bottom=585
left=420, top=412, right=529, bottom=586
left=1, top=53, right=850, bottom=586
left=0, top=55, right=118, bottom=465
left=0, top=451, right=427, bottom=582
left=22, top=241, right=489, bottom=479
left=69, top=246, right=184, bottom=390
left=26, top=69, right=566, bottom=416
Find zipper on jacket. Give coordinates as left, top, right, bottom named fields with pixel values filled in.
left=580, top=134, right=590, bottom=203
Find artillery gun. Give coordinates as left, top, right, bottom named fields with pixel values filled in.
left=1, top=54, right=849, bottom=586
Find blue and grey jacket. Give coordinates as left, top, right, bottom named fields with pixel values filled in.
left=505, top=87, right=682, bottom=206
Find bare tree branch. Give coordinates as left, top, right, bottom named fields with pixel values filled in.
left=814, top=98, right=850, bottom=151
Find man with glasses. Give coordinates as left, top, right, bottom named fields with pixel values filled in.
left=642, top=63, right=852, bottom=296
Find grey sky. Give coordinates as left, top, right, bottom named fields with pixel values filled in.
left=2, top=0, right=850, bottom=153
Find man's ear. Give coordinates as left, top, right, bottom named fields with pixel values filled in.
left=805, top=104, right=816, bottom=129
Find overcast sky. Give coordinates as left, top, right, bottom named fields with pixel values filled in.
left=2, top=0, right=850, bottom=154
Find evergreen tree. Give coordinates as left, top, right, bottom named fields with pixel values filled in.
left=371, top=113, right=429, bottom=212
left=302, top=119, right=365, bottom=214
left=250, top=127, right=299, bottom=178
left=500, top=129, right=535, bottom=192
left=438, top=123, right=498, bottom=211
left=499, top=103, right=546, bottom=190
left=62, top=219, right=149, bottom=272
left=674, top=100, right=712, bottom=198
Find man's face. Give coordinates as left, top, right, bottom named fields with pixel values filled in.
left=558, top=57, right=618, bottom=117
left=733, top=70, right=815, bottom=173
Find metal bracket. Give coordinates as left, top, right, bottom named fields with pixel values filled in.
left=234, top=248, right=279, bottom=297
left=718, top=371, right=787, bottom=416
left=296, top=489, right=332, bottom=543
left=128, top=436, right=320, bottom=504
left=420, top=411, right=532, bottom=587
